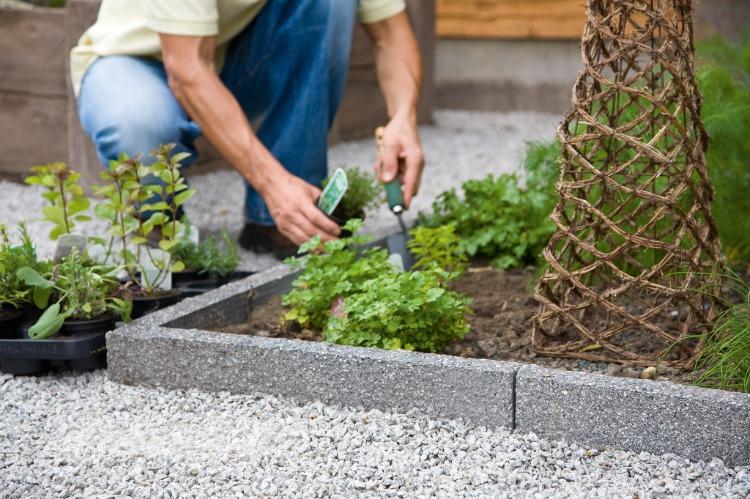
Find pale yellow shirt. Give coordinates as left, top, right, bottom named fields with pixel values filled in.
left=70, top=0, right=406, bottom=95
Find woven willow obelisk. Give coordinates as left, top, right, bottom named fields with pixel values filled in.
left=532, top=0, right=722, bottom=366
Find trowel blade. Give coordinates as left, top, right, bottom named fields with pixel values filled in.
left=386, top=232, right=415, bottom=271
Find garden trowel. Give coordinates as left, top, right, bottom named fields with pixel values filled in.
left=375, top=127, right=415, bottom=271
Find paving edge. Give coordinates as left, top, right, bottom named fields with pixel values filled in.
left=107, top=261, right=750, bottom=466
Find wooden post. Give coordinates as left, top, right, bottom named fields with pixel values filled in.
left=65, top=0, right=102, bottom=189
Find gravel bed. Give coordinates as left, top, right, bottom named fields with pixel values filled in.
left=1, top=370, right=748, bottom=498
left=0, top=110, right=558, bottom=272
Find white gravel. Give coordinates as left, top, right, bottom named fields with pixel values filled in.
left=3, top=110, right=747, bottom=496
left=1, top=370, right=748, bottom=498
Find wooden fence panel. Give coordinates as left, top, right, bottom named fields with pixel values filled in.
left=0, top=7, right=68, bottom=177
left=437, top=0, right=586, bottom=39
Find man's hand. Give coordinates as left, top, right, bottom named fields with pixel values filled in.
left=374, top=115, right=424, bottom=209
left=262, top=172, right=341, bottom=245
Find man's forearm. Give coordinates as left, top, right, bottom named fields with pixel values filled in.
left=165, top=61, right=286, bottom=197
left=366, top=11, right=422, bottom=122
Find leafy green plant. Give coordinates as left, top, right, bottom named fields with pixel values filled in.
left=171, top=229, right=240, bottom=278
left=94, top=144, right=195, bottom=292
left=419, top=170, right=557, bottom=270
left=17, top=250, right=131, bottom=339
left=282, top=219, right=395, bottom=330
left=324, top=268, right=471, bottom=352
left=0, top=224, right=50, bottom=310
left=689, top=270, right=750, bottom=393
left=323, top=167, right=380, bottom=219
left=25, top=162, right=90, bottom=240
left=696, top=33, right=750, bottom=265
left=407, top=224, right=467, bottom=276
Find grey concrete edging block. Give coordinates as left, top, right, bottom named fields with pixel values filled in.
left=107, top=263, right=518, bottom=429
left=515, top=364, right=750, bottom=466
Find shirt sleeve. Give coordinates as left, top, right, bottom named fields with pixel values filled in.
left=141, top=0, right=219, bottom=36
left=358, top=0, right=406, bottom=24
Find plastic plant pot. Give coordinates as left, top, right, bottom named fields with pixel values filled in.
left=60, top=314, right=117, bottom=336
left=130, top=288, right=183, bottom=319
left=0, top=308, right=23, bottom=340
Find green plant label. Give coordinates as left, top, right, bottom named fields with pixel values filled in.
left=318, top=168, right=348, bottom=215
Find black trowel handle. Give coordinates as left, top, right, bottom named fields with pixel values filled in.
left=375, top=127, right=405, bottom=214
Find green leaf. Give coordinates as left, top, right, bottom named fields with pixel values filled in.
left=158, top=239, right=179, bottom=251
left=32, top=286, right=52, bottom=309
left=28, top=303, right=64, bottom=339
left=174, top=189, right=196, bottom=206
left=16, top=267, right=54, bottom=288
left=170, top=260, right=185, bottom=272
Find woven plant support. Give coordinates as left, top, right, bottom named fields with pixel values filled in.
left=532, top=0, right=722, bottom=367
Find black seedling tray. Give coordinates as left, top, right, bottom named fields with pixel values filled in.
left=0, top=331, right=107, bottom=375
left=177, top=270, right=255, bottom=298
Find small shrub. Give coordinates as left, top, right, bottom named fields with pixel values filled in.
left=282, top=219, right=395, bottom=330
left=419, top=172, right=557, bottom=270
left=407, top=224, right=467, bottom=276
left=697, top=34, right=750, bottom=265
left=0, top=224, right=50, bottom=310
left=171, top=229, right=240, bottom=278
left=18, top=250, right=131, bottom=339
left=322, top=167, right=380, bottom=219
left=324, top=269, right=471, bottom=352
left=94, top=144, right=195, bottom=292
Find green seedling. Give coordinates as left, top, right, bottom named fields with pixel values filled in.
left=18, top=249, right=131, bottom=339
left=25, top=162, right=90, bottom=240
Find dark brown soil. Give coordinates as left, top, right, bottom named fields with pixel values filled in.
left=216, top=268, right=696, bottom=384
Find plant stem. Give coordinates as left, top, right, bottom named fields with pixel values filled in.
left=58, top=176, right=70, bottom=234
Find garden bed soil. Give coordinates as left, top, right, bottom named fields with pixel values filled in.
left=216, top=267, right=696, bottom=385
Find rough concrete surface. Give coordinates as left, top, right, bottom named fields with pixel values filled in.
left=516, top=365, right=750, bottom=467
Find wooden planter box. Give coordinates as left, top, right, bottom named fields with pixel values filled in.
left=0, top=0, right=435, bottom=184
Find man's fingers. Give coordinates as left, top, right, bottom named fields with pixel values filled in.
left=378, top=144, right=400, bottom=183
left=303, top=200, right=341, bottom=237
left=286, top=224, right=310, bottom=247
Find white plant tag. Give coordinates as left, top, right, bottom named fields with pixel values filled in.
left=186, top=225, right=200, bottom=245
left=54, top=233, right=88, bottom=261
left=140, top=248, right=172, bottom=291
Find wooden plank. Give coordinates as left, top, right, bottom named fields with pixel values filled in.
left=0, top=7, right=68, bottom=96
left=436, top=0, right=586, bottom=40
left=0, top=93, right=68, bottom=176
left=66, top=0, right=103, bottom=187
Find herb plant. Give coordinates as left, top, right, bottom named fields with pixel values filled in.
left=282, top=219, right=394, bottom=330
left=18, top=250, right=131, bottom=339
left=94, top=144, right=195, bottom=292
left=324, top=268, right=471, bottom=352
left=171, top=230, right=240, bottom=278
left=0, top=224, right=50, bottom=310
left=419, top=172, right=557, bottom=270
left=323, top=167, right=380, bottom=219
left=25, top=162, right=90, bottom=240
left=407, top=224, right=467, bottom=276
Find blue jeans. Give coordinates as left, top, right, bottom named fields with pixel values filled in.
left=78, top=0, right=357, bottom=225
